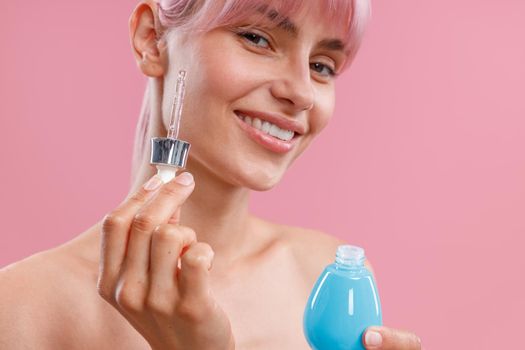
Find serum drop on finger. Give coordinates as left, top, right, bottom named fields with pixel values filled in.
left=303, top=245, right=383, bottom=350
left=150, top=70, right=191, bottom=183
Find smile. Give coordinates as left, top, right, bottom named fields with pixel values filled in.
left=234, top=111, right=301, bottom=154
left=236, top=112, right=295, bottom=141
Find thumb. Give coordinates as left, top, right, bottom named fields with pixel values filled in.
left=363, top=326, right=422, bottom=350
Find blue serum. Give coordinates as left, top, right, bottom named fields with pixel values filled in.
left=303, top=245, right=382, bottom=350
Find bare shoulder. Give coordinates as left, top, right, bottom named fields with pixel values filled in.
left=0, top=246, right=99, bottom=349
left=276, top=225, right=376, bottom=281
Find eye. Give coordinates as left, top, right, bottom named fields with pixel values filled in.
left=310, top=62, right=335, bottom=77
left=237, top=31, right=271, bottom=49
left=234, top=28, right=337, bottom=78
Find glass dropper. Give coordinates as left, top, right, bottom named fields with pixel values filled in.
left=149, top=69, right=191, bottom=183
left=167, top=70, right=186, bottom=139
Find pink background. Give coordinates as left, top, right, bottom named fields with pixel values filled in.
left=1, top=1, right=524, bottom=348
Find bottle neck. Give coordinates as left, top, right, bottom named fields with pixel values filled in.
left=334, top=245, right=366, bottom=269
left=334, top=258, right=366, bottom=270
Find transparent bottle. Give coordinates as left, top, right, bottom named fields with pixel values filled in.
left=303, top=245, right=382, bottom=350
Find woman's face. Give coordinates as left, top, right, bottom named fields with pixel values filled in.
left=162, top=3, right=349, bottom=190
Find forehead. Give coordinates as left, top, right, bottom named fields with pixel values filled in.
left=197, top=0, right=355, bottom=52
left=261, top=3, right=348, bottom=33
left=242, top=0, right=352, bottom=52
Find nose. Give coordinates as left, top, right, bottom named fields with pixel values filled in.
left=270, top=61, right=315, bottom=112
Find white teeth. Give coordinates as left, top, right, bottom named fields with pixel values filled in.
left=238, top=113, right=295, bottom=142
left=261, top=121, right=271, bottom=133
left=273, top=128, right=294, bottom=141
left=269, top=124, right=279, bottom=136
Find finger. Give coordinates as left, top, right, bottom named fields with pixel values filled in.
left=124, top=172, right=195, bottom=287
left=148, top=225, right=197, bottom=307
left=178, top=242, right=215, bottom=302
left=168, top=207, right=182, bottom=225
left=133, top=172, right=194, bottom=228
left=363, top=326, right=422, bottom=350
left=98, top=174, right=164, bottom=300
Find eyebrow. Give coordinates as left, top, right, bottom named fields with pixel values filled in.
left=258, top=7, right=348, bottom=53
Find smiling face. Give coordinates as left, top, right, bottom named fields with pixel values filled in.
left=160, top=2, right=351, bottom=191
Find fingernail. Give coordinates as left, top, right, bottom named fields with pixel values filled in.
left=365, top=330, right=382, bottom=348
left=174, top=172, right=194, bottom=186
left=143, top=175, right=163, bottom=191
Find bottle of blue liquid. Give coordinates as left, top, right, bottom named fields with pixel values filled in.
left=303, top=245, right=382, bottom=350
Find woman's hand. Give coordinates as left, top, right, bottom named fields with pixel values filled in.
left=363, top=326, right=423, bottom=350
left=97, top=172, right=235, bottom=350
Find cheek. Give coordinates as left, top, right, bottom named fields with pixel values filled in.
left=177, top=47, right=247, bottom=136
left=310, top=89, right=335, bottom=136
left=196, top=41, right=260, bottom=102
left=181, top=39, right=275, bottom=138
left=174, top=38, right=265, bottom=160
left=196, top=32, right=282, bottom=104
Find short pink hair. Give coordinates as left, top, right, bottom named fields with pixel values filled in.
left=131, top=0, right=371, bottom=179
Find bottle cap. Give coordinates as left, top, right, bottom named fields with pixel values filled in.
left=150, top=137, right=191, bottom=169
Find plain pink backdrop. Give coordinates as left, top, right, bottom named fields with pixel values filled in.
left=1, top=1, right=524, bottom=348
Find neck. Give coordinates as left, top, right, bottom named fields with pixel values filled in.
left=180, top=157, right=254, bottom=264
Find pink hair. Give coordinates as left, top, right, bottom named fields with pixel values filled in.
left=131, top=0, right=371, bottom=180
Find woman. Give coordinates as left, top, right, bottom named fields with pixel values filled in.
left=0, top=0, right=422, bottom=349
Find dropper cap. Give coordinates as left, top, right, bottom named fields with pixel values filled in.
left=150, top=138, right=190, bottom=181
left=150, top=70, right=191, bottom=183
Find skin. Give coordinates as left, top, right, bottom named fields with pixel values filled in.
left=0, top=1, right=422, bottom=349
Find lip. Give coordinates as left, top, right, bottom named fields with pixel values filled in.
left=234, top=109, right=307, bottom=136
left=233, top=112, right=299, bottom=154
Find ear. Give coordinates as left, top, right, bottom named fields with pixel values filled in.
left=129, top=1, right=167, bottom=77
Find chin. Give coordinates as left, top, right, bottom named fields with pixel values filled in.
left=187, top=151, right=286, bottom=191
left=244, top=177, right=280, bottom=192
left=233, top=166, right=285, bottom=192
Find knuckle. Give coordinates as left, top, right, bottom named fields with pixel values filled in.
left=198, top=242, right=214, bottom=255
left=152, top=224, right=178, bottom=241
left=128, top=190, right=148, bottom=205
left=96, top=279, right=114, bottom=302
left=102, top=213, right=126, bottom=233
left=145, top=294, right=172, bottom=317
left=115, top=283, right=144, bottom=312
left=153, top=225, right=197, bottom=247
left=175, top=301, right=206, bottom=322
left=179, top=226, right=197, bottom=242
left=160, top=183, right=182, bottom=197
left=132, top=213, right=156, bottom=233
left=183, top=246, right=213, bottom=269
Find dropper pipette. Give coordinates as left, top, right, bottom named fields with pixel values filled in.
left=167, top=70, right=186, bottom=139
left=149, top=69, right=192, bottom=183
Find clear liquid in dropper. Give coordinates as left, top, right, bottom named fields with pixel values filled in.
left=167, top=70, right=186, bottom=139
